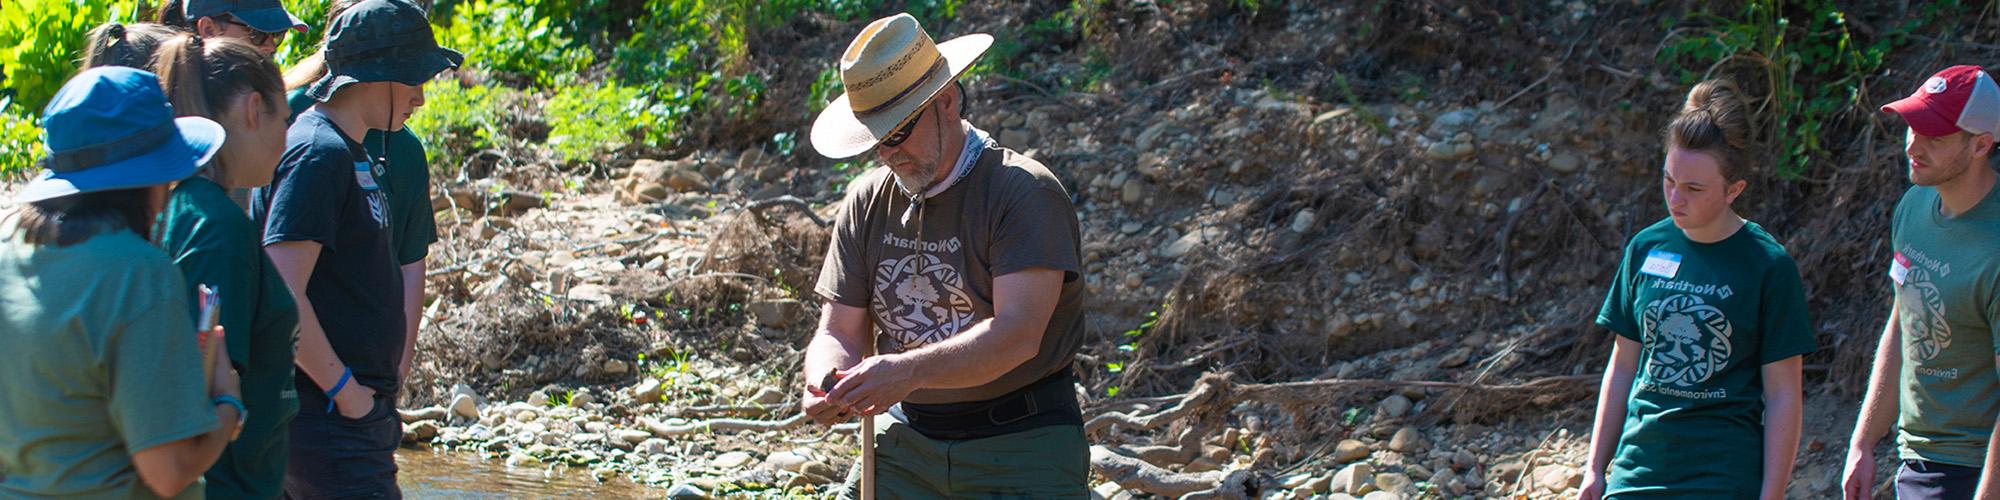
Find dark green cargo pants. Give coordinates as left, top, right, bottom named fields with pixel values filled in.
left=842, top=414, right=1088, bottom=499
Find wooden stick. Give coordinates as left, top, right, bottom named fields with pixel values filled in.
left=860, top=340, right=878, bottom=500
left=860, top=409, right=876, bottom=500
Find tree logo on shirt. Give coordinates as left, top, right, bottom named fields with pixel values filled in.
left=1898, top=268, right=1952, bottom=361
left=1640, top=294, right=1734, bottom=387
left=872, top=253, right=977, bottom=348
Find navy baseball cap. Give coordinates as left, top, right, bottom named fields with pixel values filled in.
left=183, top=0, right=307, bottom=33
left=16, top=67, right=223, bottom=204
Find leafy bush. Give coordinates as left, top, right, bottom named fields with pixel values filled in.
left=0, top=0, right=147, bottom=113
left=546, top=81, right=664, bottom=162
left=405, top=82, right=510, bottom=170
left=0, top=97, right=41, bottom=180
left=273, top=0, right=331, bottom=67
left=1658, top=0, right=1934, bottom=178
left=432, top=0, right=593, bottom=87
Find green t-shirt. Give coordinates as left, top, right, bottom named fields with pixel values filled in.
left=286, top=89, right=438, bottom=266
left=1595, top=218, right=1816, bottom=498
left=158, top=176, right=302, bottom=498
left=1890, top=181, right=2000, bottom=467
left=0, top=228, right=215, bottom=499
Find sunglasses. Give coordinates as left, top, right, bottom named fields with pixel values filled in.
left=878, top=107, right=928, bottom=148
left=217, top=16, right=285, bottom=47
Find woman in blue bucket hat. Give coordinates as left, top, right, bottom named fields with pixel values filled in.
left=0, top=66, right=245, bottom=499
left=244, top=0, right=459, bottom=496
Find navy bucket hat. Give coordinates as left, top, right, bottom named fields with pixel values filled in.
left=305, top=0, right=463, bottom=102
left=15, top=67, right=224, bottom=204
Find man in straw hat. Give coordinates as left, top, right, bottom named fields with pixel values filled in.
left=1844, top=65, right=2000, bottom=500
left=802, top=12, right=1090, bottom=498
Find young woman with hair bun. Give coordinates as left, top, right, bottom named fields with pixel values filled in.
left=1579, top=79, right=1815, bottom=500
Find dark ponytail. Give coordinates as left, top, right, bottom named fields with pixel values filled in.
left=153, top=34, right=284, bottom=181
left=80, top=22, right=177, bottom=70
left=155, top=0, right=190, bottom=29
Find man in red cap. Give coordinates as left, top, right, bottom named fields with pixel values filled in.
left=1845, top=65, right=2000, bottom=500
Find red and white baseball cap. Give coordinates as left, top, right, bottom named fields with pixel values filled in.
left=1883, top=65, right=2000, bottom=137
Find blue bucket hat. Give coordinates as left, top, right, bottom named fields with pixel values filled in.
left=305, top=0, right=463, bottom=102
left=184, top=0, right=308, bottom=33
left=15, top=67, right=224, bottom=204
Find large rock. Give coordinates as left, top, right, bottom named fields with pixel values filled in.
left=665, top=483, right=710, bottom=500
left=1334, top=439, right=1371, bottom=462
left=1388, top=427, right=1421, bottom=453
left=747, top=299, right=804, bottom=328
left=614, top=429, right=652, bottom=445
left=449, top=394, right=479, bottom=420
left=630, top=378, right=663, bottom=404
left=1378, top=394, right=1412, bottom=419
left=1160, top=228, right=1223, bottom=258
left=1332, top=462, right=1376, bottom=495
left=1547, top=152, right=1583, bottom=173
left=1533, top=464, right=1582, bottom=492
left=713, top=451, right=755, bottom=469
left=403, top=420, right=441, bottom=443
left=764, top=451, right=809, bottom=473
left=1373, top=472, right=1413, bottom=494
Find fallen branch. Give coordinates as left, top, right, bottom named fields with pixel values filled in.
left=1086, top=372, right=1227, bottom=435
left=639, top=413, right=808, bottom=437
left=743, top=195, right=830, bottom=228
left=1091, top=445, right=1233, bottom=499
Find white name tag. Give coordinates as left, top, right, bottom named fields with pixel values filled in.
left=1640, top=250, right=1682, bottom=279
left=1890, top=252, right=1910, bottom=286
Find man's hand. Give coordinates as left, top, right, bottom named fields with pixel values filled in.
left=803, top=372, right=854, bottom=426
left=1842, top=445, right=1875, bottom=500
left=828, top=354, right=919, bottom=416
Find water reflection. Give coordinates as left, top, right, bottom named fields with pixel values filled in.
left=396, top=446, right=659, bottom=498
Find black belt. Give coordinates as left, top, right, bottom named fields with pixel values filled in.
left=894, top=369, right=1082, bottom=440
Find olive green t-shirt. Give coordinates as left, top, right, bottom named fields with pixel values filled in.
left=286, top=89, right=438, bottom=266
left=159, top=176, right=302, bottom=499
left=1595, top=218, right=1816, bottom=498
left=0, top=228, right=215, bottom=499
left=1890, top=181, right=2000, bottom=467
left=815, top=145, right=1086, bottom=404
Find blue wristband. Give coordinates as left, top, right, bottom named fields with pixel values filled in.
left=325, top=368, right=351, bottom=414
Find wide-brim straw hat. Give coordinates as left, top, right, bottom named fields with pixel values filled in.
left=811, top=13, right=991, bottom=159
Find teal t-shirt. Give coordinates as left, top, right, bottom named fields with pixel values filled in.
left=1890, top=181, right=2000, bottom=467
left=286, top=88, right=438, bottom=266
left=1595, top=218, right=1816, bottom=499
left=0, top=227, right=215, bottom=499
left=159, top=176, right=302, bottom=498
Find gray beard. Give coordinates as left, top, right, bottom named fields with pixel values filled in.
left=894, top=168, right=936, bottom=197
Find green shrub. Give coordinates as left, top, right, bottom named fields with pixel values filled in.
left=1658, top=0, right=1936, bottom=178
left=273, top=0, right=330, bottom=67
left=406, top=82, right=509, bottom=171
left=546, top=81, right=663, bottom=162
left=0, top=97, right=41, bottom=180
left=0, top=0, right=147, bottom=113
left=433, top=0, right=593, bottom=87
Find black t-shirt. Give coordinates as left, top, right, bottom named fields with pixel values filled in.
left=250, top=109, right=406, bottom=402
